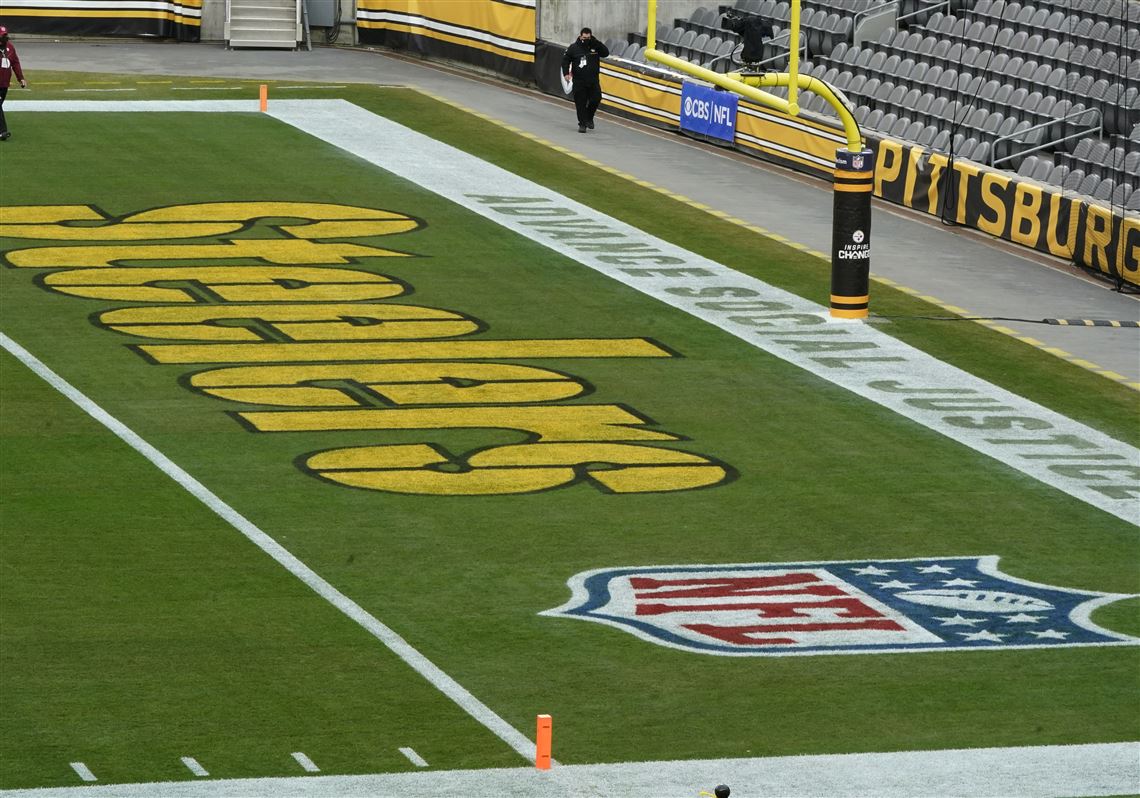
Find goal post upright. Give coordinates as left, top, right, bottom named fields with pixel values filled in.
left=645, top=0, right=873, bottom=319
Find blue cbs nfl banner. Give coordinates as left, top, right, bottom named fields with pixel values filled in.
left=679, top=81, right=739, bottom=142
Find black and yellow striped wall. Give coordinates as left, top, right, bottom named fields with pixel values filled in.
left=356, top=0, right=535, bottom=82
left=0, top=0, right=201, bottom=40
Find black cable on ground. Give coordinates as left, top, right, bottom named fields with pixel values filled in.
left=870, top=314, right=1140, bottom=326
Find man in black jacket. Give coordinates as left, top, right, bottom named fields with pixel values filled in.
left=561, top=27, right=609, bottom=133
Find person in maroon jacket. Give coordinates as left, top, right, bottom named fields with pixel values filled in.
left=0, top=25, right=29, bottom=141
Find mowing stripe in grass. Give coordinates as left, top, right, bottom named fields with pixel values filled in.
left=0, top=332, right=538, bottom=764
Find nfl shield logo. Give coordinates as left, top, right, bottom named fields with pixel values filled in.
left=541, top=556, right=1138, bottom=656
left=851, top=154, right=865, bottom=170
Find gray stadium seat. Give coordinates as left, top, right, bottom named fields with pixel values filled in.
left=676, top=30, right=696, bottom=59
left=1062, top=168, right=1086, bottom=191
left=1032, top=158, right=1054, bottom=183
left=1092, top=178, right=1115, bottom=202
left=692, top=31, right=710, bottom=53
left=902, top=87, right=921, bottom=112
left=1125, top=152, right=1140, bottom=181
left=1077, top=173, right=1101, bottom=195
left=929, top=96, right=949, bottom=124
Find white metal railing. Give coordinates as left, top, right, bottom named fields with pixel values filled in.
left=991, top=107, right=1103, bottom=168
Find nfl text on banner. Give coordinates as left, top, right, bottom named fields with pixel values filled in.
left=679, top=81, right=739, bottom=143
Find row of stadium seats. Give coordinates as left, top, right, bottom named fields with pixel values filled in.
left=828, top=44, right=1139, bottom=138
left=617, top=0, right=1137, bottom=208
left=918, top=13, right=1137, bottom=60
left=872, top=29, right=1137, bottom=87
left=970, top=0, right=1140, bottom=31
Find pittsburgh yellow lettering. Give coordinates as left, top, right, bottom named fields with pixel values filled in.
left=1010, top=182, right=1043, bottom=247
left=874, top=140, right=904, bottom=197
left=1083, top=203, right=1114, bottom=272
left=976, top=171, right=1009, bottom=237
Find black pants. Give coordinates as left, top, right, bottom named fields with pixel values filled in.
left=573, top=81, right=601, bottom=127
left=0, top=87, right=7, bottom=135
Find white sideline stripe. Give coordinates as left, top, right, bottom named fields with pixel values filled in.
left=179, top=758, right=208, bottom=778
left=398, top=747, right=429, bottom=768
left=13, top=743, right=1136, bottom=797
left=67, top=764, right=96, bottom=783
left=0, top=333, right=537, bottom=765
left=290, top=753, right=320, bottom=773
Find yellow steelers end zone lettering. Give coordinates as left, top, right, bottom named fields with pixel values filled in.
left=4, top=200, right=733, bottom=497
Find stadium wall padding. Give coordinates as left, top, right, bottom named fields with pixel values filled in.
left=0, top=0, right=201, bottom=40
left=356, top=0, right=535, bottom=82
left=533, top=41, right=1138, bottom=288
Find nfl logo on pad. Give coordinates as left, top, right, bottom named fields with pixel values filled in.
left=542, top=556, right=1138, bottom=657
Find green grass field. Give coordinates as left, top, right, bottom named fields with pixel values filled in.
left=1, top=77, right=1137, bottom=791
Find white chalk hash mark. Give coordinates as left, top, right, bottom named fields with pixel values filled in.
left=292, top=752, right=321, bottom=773
left=399, top=747, right=429, bottom=767
left=69, top=762, right=97, bottom=782
left=181, top=756, right=209, bottom=777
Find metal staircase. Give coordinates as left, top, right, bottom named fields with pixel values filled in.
left=226, top=0, right=301, bottom=49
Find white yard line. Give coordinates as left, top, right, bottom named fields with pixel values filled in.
left=0, top=333, right=538, bottom=764
left=10, top=743, right=1135, bottom=797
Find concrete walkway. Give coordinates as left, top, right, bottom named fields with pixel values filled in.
left=10, top=40, right=1140, bottom=385
left=2, top=742, right=1137, bottom=798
